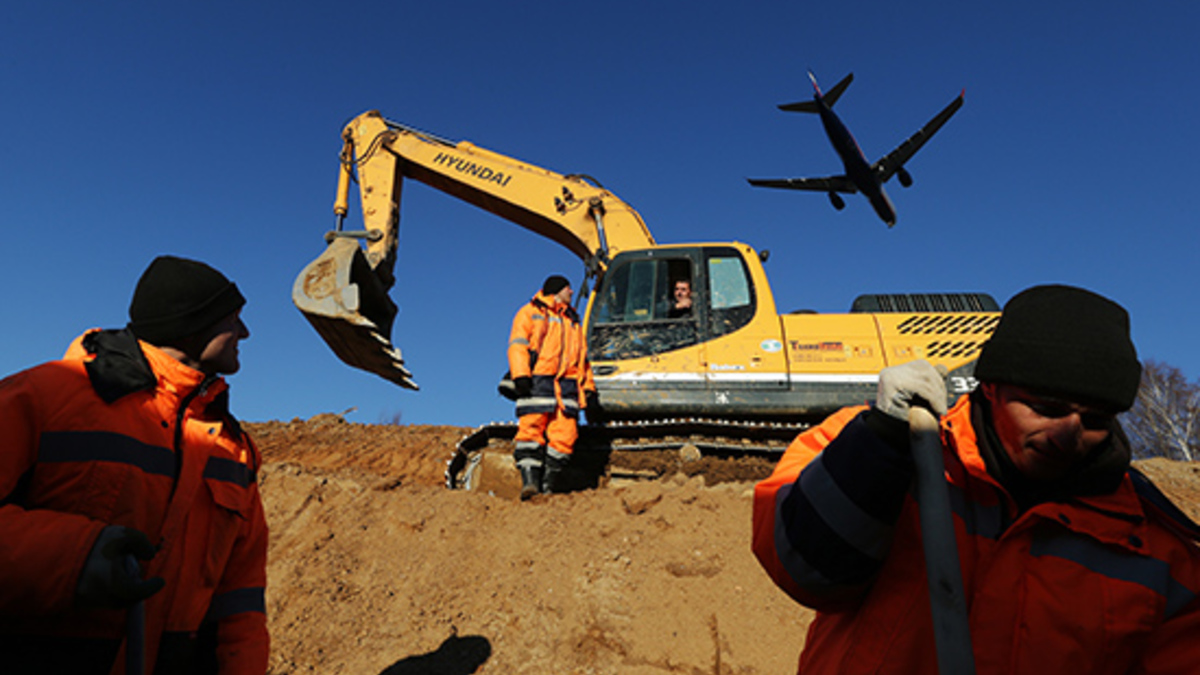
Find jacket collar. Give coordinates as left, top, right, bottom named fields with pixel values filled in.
left=532, top=291, right=579, bottom=323
left=532, top=291, right=559, bottom=311
left=78, top=328, right=228, bottom=407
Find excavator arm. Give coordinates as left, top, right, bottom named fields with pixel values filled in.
left=293, top=110, right=656, bottom=389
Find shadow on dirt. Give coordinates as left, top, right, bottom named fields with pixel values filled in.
left=378, top=634, right=492, bottom=675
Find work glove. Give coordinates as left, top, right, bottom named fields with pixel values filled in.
left=514, top=376, right=533, bottom=399
left=875, top=360, right=949, bottom=422
left=76, top=526, right=165, bottom=608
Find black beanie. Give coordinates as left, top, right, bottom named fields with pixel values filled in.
left=127, top=256, right=246, bottom=344
left=542, top=275, right=570, bottom=296
left=974, top=284, right=1141, bottom=411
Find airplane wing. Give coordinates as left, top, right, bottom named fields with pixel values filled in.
left=747, top=175, right=858, bottom=194
left=873, top=91, right=964, bottom=182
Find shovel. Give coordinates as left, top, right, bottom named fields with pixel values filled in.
left=909, top=406, right=976, bottom=675
left=123, top=555, right=146, bottom=675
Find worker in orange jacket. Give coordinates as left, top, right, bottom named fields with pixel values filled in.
left=753, top=285, right=1200, bottom=674
left=508, top=275, right=595, bottom=499
left=0, top=256, right=269, bottom=675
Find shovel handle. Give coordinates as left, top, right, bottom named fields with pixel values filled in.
left=123, top=555, right=146, bottom=675
left=909, top=406, right=976, bottom=675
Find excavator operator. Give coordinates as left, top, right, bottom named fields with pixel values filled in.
left=752, top=284, right=1200, bottom=675
left=508, top=275, right=595, bottom=499
left=667, top=278, right=693, bottom=319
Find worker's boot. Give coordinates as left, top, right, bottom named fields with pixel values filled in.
left=542, top=454, right=569, bottom=494
left=517, top=464, right=542, bottom=501
left=514, top=443, right=545, bottom=501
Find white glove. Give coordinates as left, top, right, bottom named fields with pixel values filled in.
left=875, top=360, right=949, bottom=422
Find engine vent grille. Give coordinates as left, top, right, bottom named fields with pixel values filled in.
left=925, top=340, right=986, bottom=359
left=852, top=293, right=1000, bottom=313
left=897, top=313, right=1000, bottom=336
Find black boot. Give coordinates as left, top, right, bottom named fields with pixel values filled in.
left=542, top=454, right=568, bottom=494
left=514, top=442, right=546, bottom=501
left=518, top=463, right=543, bottom=501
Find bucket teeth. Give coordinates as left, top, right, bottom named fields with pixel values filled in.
left=293, top=238, right=419, bottom=389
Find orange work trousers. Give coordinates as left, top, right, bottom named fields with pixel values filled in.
left=515, top=406, right=578, bottom=458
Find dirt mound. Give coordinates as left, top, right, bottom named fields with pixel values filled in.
left=250, top=415, right=1200, bottom=674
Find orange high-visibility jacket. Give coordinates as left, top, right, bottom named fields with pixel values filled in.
left=507, top=291, right=594, bottom=415
left=752, top=396, right=1200, bottom=675
left=0, top=329, right=268, bottom=675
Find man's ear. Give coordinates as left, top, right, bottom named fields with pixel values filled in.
left=165, top=334, right=204, bottom=361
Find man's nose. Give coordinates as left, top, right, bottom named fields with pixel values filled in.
left=1049, top=413, right=1084, bottom=448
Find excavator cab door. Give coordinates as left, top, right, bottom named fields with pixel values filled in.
left=587, top=246, right=767, bottom=367
left=587, top=250, right=706, bottom=375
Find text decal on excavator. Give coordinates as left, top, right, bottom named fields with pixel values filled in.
left=790, top=340, right=848, bottom=363
left=432, top=152, right=513, bottom=187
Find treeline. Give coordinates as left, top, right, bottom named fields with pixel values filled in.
left=1121, top=360, right=1199, bottom=461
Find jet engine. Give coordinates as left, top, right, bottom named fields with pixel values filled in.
left=897, top=167, right=913, bottom=188
left=828, top=192, right=846, bottom=210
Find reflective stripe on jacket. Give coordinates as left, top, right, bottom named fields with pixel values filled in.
left=508, top=291, right=593, bottom=415
left=0, top=329, right=269, bottom=675
left=752, top=396, right=1200, bottom=675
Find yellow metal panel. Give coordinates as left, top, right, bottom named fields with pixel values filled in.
left=873, top=312, right=1000, bottom=372
left=780, top=313, right=888, bottom=374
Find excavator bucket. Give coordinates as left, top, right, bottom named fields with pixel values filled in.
left=292, top=237, right=418, bottom=389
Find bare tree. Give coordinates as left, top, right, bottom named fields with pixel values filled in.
left=1120, top=360, right=1200, bottom=461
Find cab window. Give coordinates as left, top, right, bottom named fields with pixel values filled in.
left=589, top=257, right=698, bottom=360
left=706, top=251, right=754, bottom=337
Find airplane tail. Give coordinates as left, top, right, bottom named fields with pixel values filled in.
left=779, top=72, right=853, bottom=113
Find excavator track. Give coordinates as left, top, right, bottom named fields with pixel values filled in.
left=444, top=417, right=810, bottom=490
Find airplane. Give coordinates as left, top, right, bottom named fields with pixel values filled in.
left=747, top=72, right=964, bottom=227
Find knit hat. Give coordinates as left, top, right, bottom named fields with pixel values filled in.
left=974, top=284, right=1141, bottom=411
left=127, top=256, right=245, bottom=344
left=542, top=275, right=570, bottom=296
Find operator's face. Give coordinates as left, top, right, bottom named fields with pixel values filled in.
left=674, top=280, right=692, bottom=305
left=982, top=383, right=1115, bottom=481
left=197, top=310, right=251, bottom=375
left=555, top=285, right=573, bottom=306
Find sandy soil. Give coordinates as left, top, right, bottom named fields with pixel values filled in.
left=248, top=414, right=1200, bottom=674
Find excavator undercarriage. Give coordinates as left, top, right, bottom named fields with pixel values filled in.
left=445, top=416, right=805, bottom=494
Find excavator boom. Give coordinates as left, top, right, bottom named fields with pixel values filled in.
left=293, top=111, right=656, bottom=387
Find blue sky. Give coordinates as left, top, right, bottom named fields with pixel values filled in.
left=2, top=2, right=1197, bottom=426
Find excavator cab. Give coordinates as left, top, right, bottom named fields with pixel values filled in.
left=588, top=246, right=758, bottom=363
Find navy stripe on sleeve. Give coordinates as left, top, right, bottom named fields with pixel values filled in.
left=205, top=587, right=266, bottom=621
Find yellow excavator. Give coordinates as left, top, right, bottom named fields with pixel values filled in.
left=293, top=110, right=999, bottom=487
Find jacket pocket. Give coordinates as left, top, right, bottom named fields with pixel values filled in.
left=202, top=476, right=250, bottom=587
